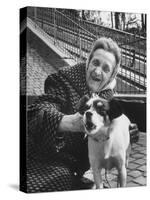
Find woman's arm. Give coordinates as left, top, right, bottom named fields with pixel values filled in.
left=58, top=112, right=85, bottom=133
left=28, top=72, right=86, bottom=154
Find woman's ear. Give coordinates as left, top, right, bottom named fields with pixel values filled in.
left=76, top=95, right=90, bottom=115
left=108, top=98, right=123, bottom=120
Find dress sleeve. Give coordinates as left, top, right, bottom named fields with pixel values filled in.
left=27, top=73, right=68, bottom=154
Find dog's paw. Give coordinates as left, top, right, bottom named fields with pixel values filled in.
left=91, top=184, right=104, bottom=189
left=91, top=184, right=96, bottom=189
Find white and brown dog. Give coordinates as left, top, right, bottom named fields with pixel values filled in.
left=78, top=94, right=131, bottom=188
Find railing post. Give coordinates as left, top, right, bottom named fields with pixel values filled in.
left=41, top=8, right=43, bottom=29
left=53, top=8, right=57, bottom=45
left=96, top=25, right=98, bottom=39
left=78, top=19, right=82, bottom=62
left=34, top=7, right=37, bottom=27
left=130, top=49, right=135, bottom=68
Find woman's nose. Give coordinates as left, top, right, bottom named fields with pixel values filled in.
left=95, top=67, right=102, bottom=75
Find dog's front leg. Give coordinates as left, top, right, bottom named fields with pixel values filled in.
left=92, top=167, right=103, bottom=189
left=118, top=165, right=127, bottom=187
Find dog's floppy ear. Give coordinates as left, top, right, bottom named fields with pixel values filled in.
left=108, top=98, right=123, bottom=120
left=76, top=95, right=90, bottom=115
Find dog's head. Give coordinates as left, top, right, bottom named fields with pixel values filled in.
left=77, top=94, right=123, bottom=136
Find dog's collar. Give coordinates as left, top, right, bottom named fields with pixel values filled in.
left=86, top=127, right=110, bottom=143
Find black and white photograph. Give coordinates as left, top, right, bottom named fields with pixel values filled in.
left=20, top=6, right=147, bottom=194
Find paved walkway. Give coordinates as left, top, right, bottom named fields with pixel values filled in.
left=25, top=29, right=146, bottom=189
left=84, top=132, right=146, bottom=188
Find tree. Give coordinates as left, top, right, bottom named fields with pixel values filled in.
left=121, top=13, right=126, bottom=30
left=114, top=12, right=121, bottom=29
left=111, top=12, right=114, bottom=28
left=141, top=14, right=146, bottom=34
left=81, top=10, right=86, bottom=20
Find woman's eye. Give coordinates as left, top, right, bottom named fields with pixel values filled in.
left=102, top=65, right=110, bottom=73
left=92, top=59, right=100, bottom=66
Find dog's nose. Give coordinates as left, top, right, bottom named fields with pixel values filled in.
left=86, top=111, right=92, bottom=119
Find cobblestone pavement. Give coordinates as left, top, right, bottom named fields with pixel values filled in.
left=84, top=132, right=146, bottom=188
left=25, top=30, right=146, bottom=189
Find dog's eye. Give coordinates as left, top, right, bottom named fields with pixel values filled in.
left=96, top=106, right=106, bottom=116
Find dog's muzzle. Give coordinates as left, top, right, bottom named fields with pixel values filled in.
left=84, top=111, right=96, bottom=131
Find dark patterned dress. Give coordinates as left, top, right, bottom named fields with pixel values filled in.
left=25, top=63, right=114, bottom=193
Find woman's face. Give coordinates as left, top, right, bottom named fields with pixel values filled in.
left=86, top=49, right=116, bottom=92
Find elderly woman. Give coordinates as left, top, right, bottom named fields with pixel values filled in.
left=25, top=37, right=138, bottom=193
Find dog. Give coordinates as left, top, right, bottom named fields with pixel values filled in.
left=78, top=94, right=131, bottom=188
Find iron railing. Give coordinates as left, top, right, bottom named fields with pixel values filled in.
left=27, top=7, right=146, bottom=95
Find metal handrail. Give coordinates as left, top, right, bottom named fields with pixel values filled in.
left=27, top=7, right=146, bottom=95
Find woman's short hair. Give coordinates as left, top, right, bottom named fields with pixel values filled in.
left=86, top=37, right=121, bottom=68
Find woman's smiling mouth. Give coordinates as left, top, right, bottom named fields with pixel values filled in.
left=91, top=76, right=102, bottom=82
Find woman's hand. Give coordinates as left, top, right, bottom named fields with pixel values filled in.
left=58, top=112, right=85, bottom=133
left=129, top=123, right=139, bottom=144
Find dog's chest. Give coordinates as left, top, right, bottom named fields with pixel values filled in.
left=88, top=137, right=122, bottom=170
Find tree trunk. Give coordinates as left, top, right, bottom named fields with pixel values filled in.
left=114, top=12, right=120, bottom=29
left=111, top=12, right=114, bottom=28
left=81, top=10, right=86, bottom=20
left=121, top=13, right=126, bottom=30
left=141, top=14, right=144, bottom=32
left=142, top=14, right=146, bottom=32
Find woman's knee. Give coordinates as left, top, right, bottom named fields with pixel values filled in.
left=26, top=162, right=74, bottom=193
